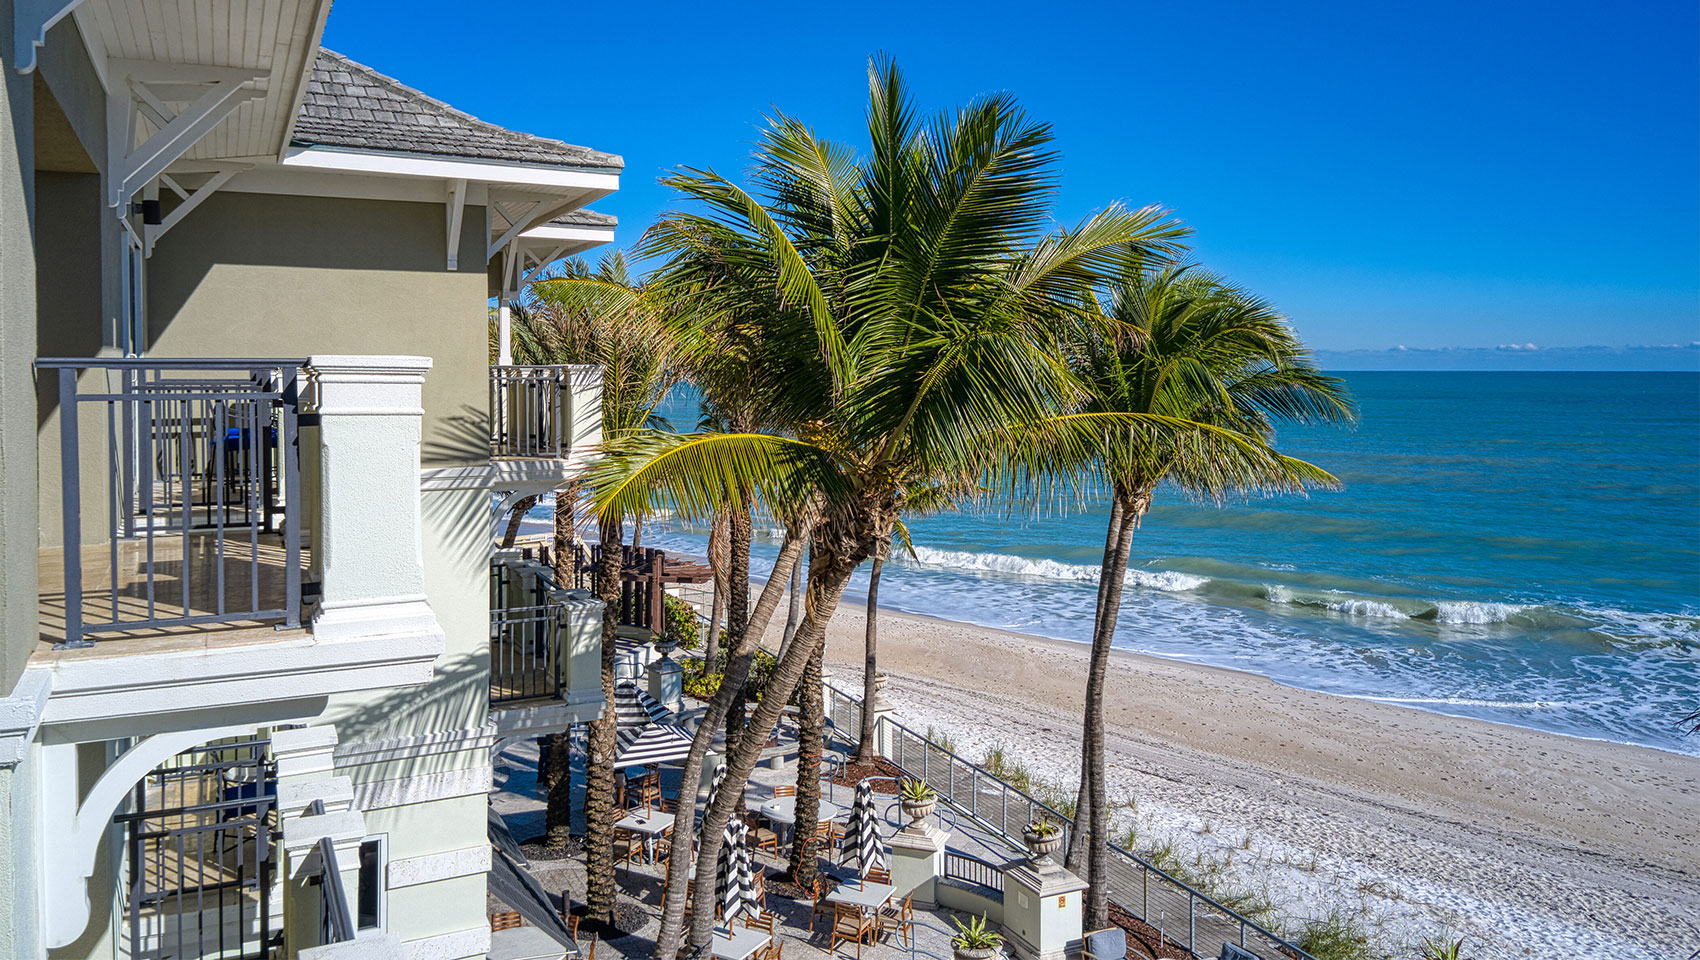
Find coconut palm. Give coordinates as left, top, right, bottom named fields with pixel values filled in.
left=587, top=58, right=1194, bottom=958
left=1055, top=259, right=1356, bottom=929
left=517, top=252, right=681, bottom=921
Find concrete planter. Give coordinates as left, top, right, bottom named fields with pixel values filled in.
left=1023, top=828, right=1063, bottom=861
left=900, top=797, right=937, bottom=824
left=953, top=947, right=1000, bottom=960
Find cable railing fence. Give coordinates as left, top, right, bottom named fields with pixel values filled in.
left=822, top=680, right=1315, bottom=960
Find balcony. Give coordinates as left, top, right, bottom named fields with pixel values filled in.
left=489, top=364, right=601, bottom=495
left=488, top=554, right=603, bottom=734
left=30, top=356, right=444, bottom=732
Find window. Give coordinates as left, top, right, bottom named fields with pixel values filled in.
left=357, top=837, right=384, bottom=930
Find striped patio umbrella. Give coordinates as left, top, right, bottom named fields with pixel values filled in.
left=613, top=679, right=675, bottom=728
left=845, top=778, right=888, bottom=876
left=614, top=722, right=694, bottom=767
left=716, top=817, right=760, bottom=925
left=696, top=763, right=729, bottom=841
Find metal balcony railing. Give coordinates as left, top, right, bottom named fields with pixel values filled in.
left=490, top=559, right=567, bottom=704
left=37, top=358, right=306, bottom=647
left=490, top=364, right=575, bottom=458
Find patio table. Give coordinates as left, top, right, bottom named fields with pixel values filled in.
left=614, top=810, right=675, bottom=863
left=754, top=796, right=849, bottom=851
left=487, top=925, right=570, bottom=960
left=710, top=926, right=772, bottom=960
left=826, top=880, right=894, bottom=914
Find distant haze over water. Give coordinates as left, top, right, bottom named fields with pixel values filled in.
left=582, top=371, right=1700, bottom=755
left=1315, top=344, right=1700, bottom=371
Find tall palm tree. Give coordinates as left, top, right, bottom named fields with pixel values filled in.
left=588, top=58, right=1194, bottom=958
left=1056, top=260, right=1356, bottom=930
left=518, top=252, right=681, bottom=922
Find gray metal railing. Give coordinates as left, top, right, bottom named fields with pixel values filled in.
left=822, top=680, right=1315, bottom=960
left=304, top=799, right=356, bottom=945
left=490, top=559, right=569, bottom=704
left=942, top=852, right=1004, bottom=898
left=38, top=358, right=305, bottom=647
left=491, top=364, right=573, bottom=458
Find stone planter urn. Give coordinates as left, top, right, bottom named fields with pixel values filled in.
left=900, top=796, right=937, bottom=825
left=1023, top=826, right=1064, bottom=862
left=953, top=947, right=999, bottom=960
left=652, top=632, right=678, bottom=659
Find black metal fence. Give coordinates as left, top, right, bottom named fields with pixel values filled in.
left=491, top=560, right=567, bottom=704
left=942, top=852, right=1005, bottom=898
left=490, top=364, right=573, bottom=458
left=38, top=358, right=305, bottom=646
left=117, top=736, right=278, bottom=960
left=821, top=680, right=1315, bottom=960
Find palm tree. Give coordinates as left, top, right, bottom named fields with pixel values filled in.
left=1056, top=260, right=1356, bottom=930
left=518, top=252, right=681, bottom=922
left=588, top=57, right=1192, bottom=958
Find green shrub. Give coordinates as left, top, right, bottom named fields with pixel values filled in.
left=679, top=648, right=780, bottom=703
left=662, top=595, right=701, bottom=650
left=1289, top=908, right=1375, bottom=960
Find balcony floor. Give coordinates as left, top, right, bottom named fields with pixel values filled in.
left=36, top=530, right=307, bottom=661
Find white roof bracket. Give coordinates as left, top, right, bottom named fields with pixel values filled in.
left=12, top=0, right=86, bottom=75
left=445, top=178, right=467, bottom=270
left=106, top=60, right=265, bottom=208
left=521, top=244, right=569, bottom=284
left=143, top=165, right=247, bottom=257
left=487, top=198, right=553, bottom=261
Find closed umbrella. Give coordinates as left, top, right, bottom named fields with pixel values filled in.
left=716, top=817, right=760, bottom=925
left=846, top=778, right=887, bottom=876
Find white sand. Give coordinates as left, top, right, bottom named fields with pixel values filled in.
left=816, top=604, right=1700, bottom=960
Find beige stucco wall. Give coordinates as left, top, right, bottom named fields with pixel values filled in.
left=145, top=190, right=491, bottom=469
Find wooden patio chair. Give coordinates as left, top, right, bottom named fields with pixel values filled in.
left=773, top=784, right=797, bottom=797
left=818, top=819, right=844, bottom=859
left=490, top=911, right=521, bottom=932
left=757, top=939, right=783, bottom=960
left=862, top=866, right=890, bottom=885
left=878, top=895, right=914, bottom=949
left=808, top=875, right=837, bottom=933
left=745, top=812, right=780, bottom=857
left=742, top=910, right=776, bottom=934
left=830, top=902, right=876, bottom=958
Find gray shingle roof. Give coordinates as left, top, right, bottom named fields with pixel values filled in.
left=293, top=50, right=623, bottom=170
left=550, top=209, right=617, bottom=227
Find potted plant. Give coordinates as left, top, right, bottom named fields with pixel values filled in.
left=898, top=778, right=937, bottom=823
left=1023, top=818, right=1063, bottom=861
left=950, top=913, right=1003, bottom=960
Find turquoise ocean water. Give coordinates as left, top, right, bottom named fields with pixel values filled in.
left=551, top=372, right=1700, bottom=755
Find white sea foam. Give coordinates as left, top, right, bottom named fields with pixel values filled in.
left=903, top=545, right=1208, bottom=592
left=1433, top=600, right=1525, bottom=624
left=1264, top=585, right=1411, bottom=619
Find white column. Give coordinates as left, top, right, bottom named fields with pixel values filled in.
left=888, top=820, right=949, bottom=907
left=307, top=356, right=438, bottom=641
left=496, top=301, right=513, bottom=367
left=1000, top=859, right=1089, bottom=960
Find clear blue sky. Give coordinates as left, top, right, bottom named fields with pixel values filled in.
left=322, top=0, right=1698, bottom=355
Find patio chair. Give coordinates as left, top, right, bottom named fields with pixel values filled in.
left=490, top=911, right=522, bottom=932
left=613, top=831, right=641, bottom=873
left=559, top=893, right=583, bottom=940
left=585, top=934, right=598, bottom=960
left=1219, top=945, right=1258, bottom=960
left=818, top=819, right=844, bottom=860
left=877, top=894, right=914, bottom=949
left=808, top=875, right=837, bottom=933
left=743, top=910, right=776, bottom=934
left=745, top=812, right=781, bottom=857
left=830, top=902, right=877, bottom=958
left=863, top=866, right=890, bottom=885
left=1082, top=927, right=1127, bottom=960
left=757, top=940, right=783, bottom=960
left=774, top=784, right=797, bottom=797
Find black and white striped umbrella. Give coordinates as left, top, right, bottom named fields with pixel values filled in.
left=716, top=816, right=760, bottom=924
left=845, top=778, right=888, bottom=876
left=615, top=722, right=694, bottom=767
left=614, top=680, right=675, bottom=728
left=698, top=763, right=728, bottom=839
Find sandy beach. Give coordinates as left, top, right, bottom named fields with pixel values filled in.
left=814, top=604, right=1700, bottom=959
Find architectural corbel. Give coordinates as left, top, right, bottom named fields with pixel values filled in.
left=445, top=178, right=467, bottom=269
left=143, top=164, right=248, bottom=256
left=105, top=59, right=264, bottom=208
left=12, top=0, right=86, bottom=75
left=487, top=198, right=555, bottom=261
left=41, top=724, right=257, bottom=948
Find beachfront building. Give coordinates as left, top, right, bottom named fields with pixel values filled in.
left=0, top=4, right=616, bottom=958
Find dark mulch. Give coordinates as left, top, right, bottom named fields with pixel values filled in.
left=573, top=899, right=652, bottom=940
left=1107, top=901, right=1193, bottom=960
left=519, top=835, right=585, bottom=861
left=827, top=756, right=908, bottom=791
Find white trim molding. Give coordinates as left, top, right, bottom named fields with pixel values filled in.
left=334, top=724, right=496, bottom=768
left=12, top=0, right=87, bottom=75
left=283, top=145, right=619, bottom=196
left=420, top=465, right=493, bottom=492
left=0, top=671, right=51, bottom=767
left=402, top=927, right=491, bottom=960
left=386, top=845, right=491, bottom=889
left=352, top=766, right=491, bottom=812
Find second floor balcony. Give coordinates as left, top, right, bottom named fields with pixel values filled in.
left=489, top=364, right=600, bottom=460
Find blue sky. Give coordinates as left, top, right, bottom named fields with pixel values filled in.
left=323, top=0, right=1697, bottom=359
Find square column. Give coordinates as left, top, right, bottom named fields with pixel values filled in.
left=888, top=821, right=949, bottom=907
left=1000, top=859, right=1088, bottom=960
left=307, top=356, right=438, bottom=640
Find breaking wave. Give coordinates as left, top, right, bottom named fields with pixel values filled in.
left=902, top=545, right=1209, bottom=592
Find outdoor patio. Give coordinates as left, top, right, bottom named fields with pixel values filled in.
left=489, top=716, right=1030, bottom=960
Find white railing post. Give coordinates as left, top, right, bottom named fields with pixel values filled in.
left=306, top=356, right=439, bottom=641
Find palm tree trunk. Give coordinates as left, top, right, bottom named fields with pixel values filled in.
left=632, top=513, right=644, bottom=550
left=705, top=511, right=729, bottom=665
left=1084, top=486, right=1149, bottom=931
left=553, top=483, right=579, bottom=586
left=723, top=491, right=753, bottom=742
left=1066, top=497, right=1125, bottom=871
left=786, top=635, right=827, bottom=884
left=584, top=511, right=624, bottom=921
left=779, top=549, right=805, bottom=657
left=679, top=531, right=869, bottom=957
left=501, top=494, right=540, bottom=549
left=854, top=554, right=884, bottom=764
left=654, top=532, right=808, bottom=960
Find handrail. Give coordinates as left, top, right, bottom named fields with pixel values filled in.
left=822, top=678, right=1315, bottom=960
left=305, top=799, right=356, bottom=945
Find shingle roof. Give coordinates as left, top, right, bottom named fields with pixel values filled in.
left=292, top=50, right=623, bottom=170
left=550, top=209, right=617, bottom=228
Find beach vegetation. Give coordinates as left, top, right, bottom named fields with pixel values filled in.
left=1418, top=936, right=1468, bottom=960
left=925, top=726, right=957, bottom=753
left=662, top=595, right=702, bottom=650
left=1288, top=907, right=1376, bottom=960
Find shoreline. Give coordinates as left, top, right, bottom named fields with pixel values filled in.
left=813, top=601, right=1700, bottom=960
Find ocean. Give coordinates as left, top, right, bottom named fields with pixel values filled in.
left=541, top=371, right=1700, bottom=755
